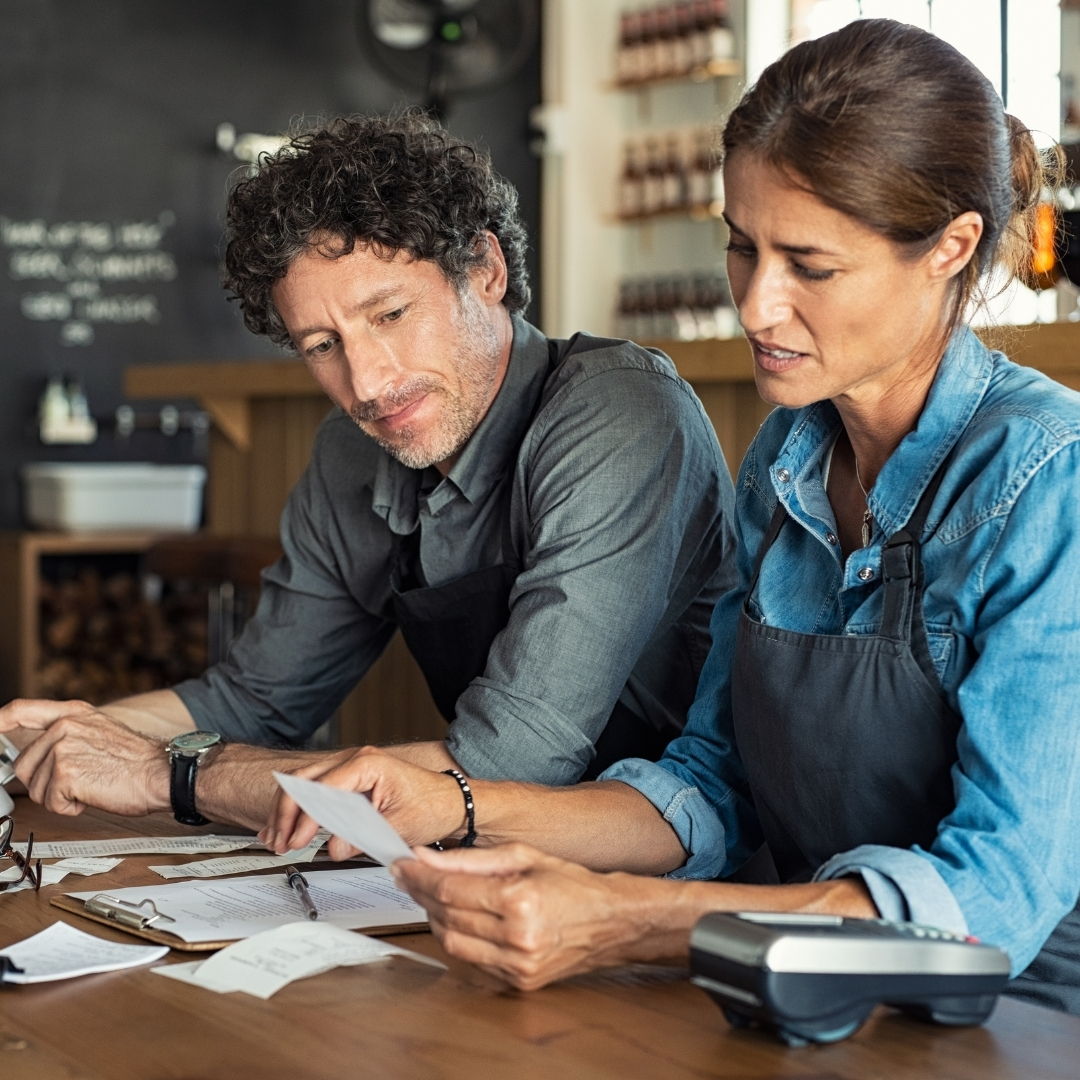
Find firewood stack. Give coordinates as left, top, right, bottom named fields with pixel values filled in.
left=36, top=568, right=209, bottom=704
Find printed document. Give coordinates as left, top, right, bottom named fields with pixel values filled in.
left=149, top=839, right=323, bottom=879
left=13, top=835, right=262, bottom=859
left=153, top=921, right=444, bottom=998
left=273, top=772, right=415, bottom=867
left=0, top=921, right=167, bottom=983
left=67, top=866, right=426, bottom=943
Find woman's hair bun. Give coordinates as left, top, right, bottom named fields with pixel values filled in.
left=1006, top=114, right=1044, bottom=218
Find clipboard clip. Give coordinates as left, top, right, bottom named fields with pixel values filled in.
left=84, top=894, right=176, bottom=930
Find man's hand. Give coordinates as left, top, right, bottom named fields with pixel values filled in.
left=2, top=699, right=170, bottom=817
left=260, top=746, right=467, bottom=860
left=390, top=844, right=655, bottom=991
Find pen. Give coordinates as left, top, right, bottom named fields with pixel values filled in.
left=285, top=865, right=318, bottom=921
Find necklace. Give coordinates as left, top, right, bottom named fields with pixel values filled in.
left=854, top=454, right=873, bottom=548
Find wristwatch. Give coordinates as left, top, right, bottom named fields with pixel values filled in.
left=166, top=731, right=223, bottom=826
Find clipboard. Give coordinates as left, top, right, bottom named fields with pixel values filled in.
left=50, top=894, right=429, bottom=951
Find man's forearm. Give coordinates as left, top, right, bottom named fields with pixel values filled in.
left=142, top=744, right=339, bottom=833
left=382, top=740, right=459, bottom=772
left=101, top=690, right=197, bottom=739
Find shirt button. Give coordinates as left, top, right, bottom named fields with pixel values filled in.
left=776, top=468, right=791, bottom=484
left=857, top=566, right=874, bottom=582
left=825, top=531, right=838, bottom=546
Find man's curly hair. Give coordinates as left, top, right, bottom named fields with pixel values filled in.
left=223, top=111, right=531, bottom=348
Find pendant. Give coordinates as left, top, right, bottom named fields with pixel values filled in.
left=861, top=508, right=873, bottom=548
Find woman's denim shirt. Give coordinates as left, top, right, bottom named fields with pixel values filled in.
left=603, top=326, right=1080, bottom=975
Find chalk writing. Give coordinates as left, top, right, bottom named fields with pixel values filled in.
left=1, top=210, right=176, bottom=346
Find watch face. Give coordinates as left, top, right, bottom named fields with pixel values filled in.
left=170, top=731, right=222, bottom=753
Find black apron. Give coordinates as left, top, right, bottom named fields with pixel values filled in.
left=730, top=460, right=1080, bottom=1014
left=389, top=336, right=680, bottom=781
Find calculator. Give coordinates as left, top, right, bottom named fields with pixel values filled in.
left=689, top=912, right=1011, bottom=1046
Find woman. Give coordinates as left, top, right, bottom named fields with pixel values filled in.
left=265, top=20, right=1080, bottom=1012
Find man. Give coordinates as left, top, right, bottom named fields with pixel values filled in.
left=1, top=113, right=735, bottom=830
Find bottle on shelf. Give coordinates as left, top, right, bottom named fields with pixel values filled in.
left=662, top=134, right=686, bottom=211
left=690, top=0, right=713, bottom=68
left=636, top=7, right=659, bottom=83
left=619, top=142, right=645, bottom=218
left=673, top=1, right=696, bottom=77
left=616, top=274, right=739, bottom=342
left=618, top=125, right=722, bottom=220
left=642, top=139, right=666, bottom=216
left=616, top=12, right=642, bottom=85
left=653, top=5, right=677, bottom=81
left=705, top=0, right=735, bottom=64
left=687, top=130, right=713, bottom=209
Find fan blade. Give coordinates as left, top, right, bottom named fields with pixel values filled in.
left=370, top=0, right=436, bottom=49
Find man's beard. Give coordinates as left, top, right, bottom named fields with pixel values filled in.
left=351, top=293, right=502, bottom=470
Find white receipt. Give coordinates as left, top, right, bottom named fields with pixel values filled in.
left=0, top=857, right=121, bottom=895
left=149, top=839, right=323, bottom=880
left=53, top=857, right=124, bottom=876
left=273, top=772, right=415, bottom=867
left=12, top=835, right=261, bottom=859
left=153, top=921, right=444, bottom=999
left=0, top=921, right=167, bottom=983
left=67, top=866, right=426, bottom=943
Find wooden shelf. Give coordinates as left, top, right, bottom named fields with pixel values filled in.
left=616, top=202, right=723, bottom=225
left=655, top=323, right=1080, bottom=389
left=126, top=359, right=326, bottom=454
left=613, top=58, right=743, bottom=91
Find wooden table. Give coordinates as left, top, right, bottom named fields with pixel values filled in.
left=1, top=797, right=1078, bottom=1079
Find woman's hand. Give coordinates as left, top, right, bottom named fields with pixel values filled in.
left=259, top=746, right=467, bottom=860
left=391, top=843, right=676, bottom=990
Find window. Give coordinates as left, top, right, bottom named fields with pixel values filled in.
left=790, top=0, right=1060, bottom=147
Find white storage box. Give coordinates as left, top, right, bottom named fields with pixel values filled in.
left=22, top=463, right=206, bottom=532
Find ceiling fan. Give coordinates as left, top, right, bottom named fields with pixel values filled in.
left=359, top=0, right=539, bottom=118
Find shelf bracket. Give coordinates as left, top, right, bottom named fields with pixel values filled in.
left=202, top=396, right=251, bottom=452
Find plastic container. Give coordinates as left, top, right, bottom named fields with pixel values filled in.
left=22, top=463, right=206, bottom=532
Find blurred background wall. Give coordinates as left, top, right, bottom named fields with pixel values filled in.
left=0, top=0, right=540, bottom=529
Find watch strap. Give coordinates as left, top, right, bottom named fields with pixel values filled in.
left=170, top=751, right=210, bottom=827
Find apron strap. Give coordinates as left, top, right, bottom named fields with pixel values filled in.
left=879, top=452, right=954, bottom=641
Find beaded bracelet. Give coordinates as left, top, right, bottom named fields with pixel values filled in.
left=442, top=769, right=477, bottom=848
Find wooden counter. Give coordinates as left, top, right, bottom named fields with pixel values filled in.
left=1, top=796, right=1078, bottom=1079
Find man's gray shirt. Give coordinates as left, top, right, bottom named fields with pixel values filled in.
left=176, top=317, right=738, bottom=784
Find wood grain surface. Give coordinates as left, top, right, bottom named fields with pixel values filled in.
left=1, top=799, right=1078, bottom=1079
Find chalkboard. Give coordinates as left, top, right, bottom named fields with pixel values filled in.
left=0, top=0, right=540, bottom=528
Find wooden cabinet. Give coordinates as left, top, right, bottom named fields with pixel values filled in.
left=0, top=530, right=179, bottom=703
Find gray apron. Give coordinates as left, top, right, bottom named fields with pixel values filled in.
left=390, top=335, right=681, bottom=781
left=730, top=460, right=1080, bottom=1014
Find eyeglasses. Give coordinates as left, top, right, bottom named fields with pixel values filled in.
left=0, top=816, right=42, bottom=893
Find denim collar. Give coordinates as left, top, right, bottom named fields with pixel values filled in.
left=371, top=315, right=550, bottom=531
left=769, top=326, right=994, bottom=538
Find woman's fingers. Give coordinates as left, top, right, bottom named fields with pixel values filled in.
left=410, top=841, right=547, bottom=876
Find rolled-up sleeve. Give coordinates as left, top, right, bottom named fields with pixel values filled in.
left=447, top=366, right=734, bottom=784
left=815, top=845, right=969, bottom=933
left=174, top=430, right=396, bottom=745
